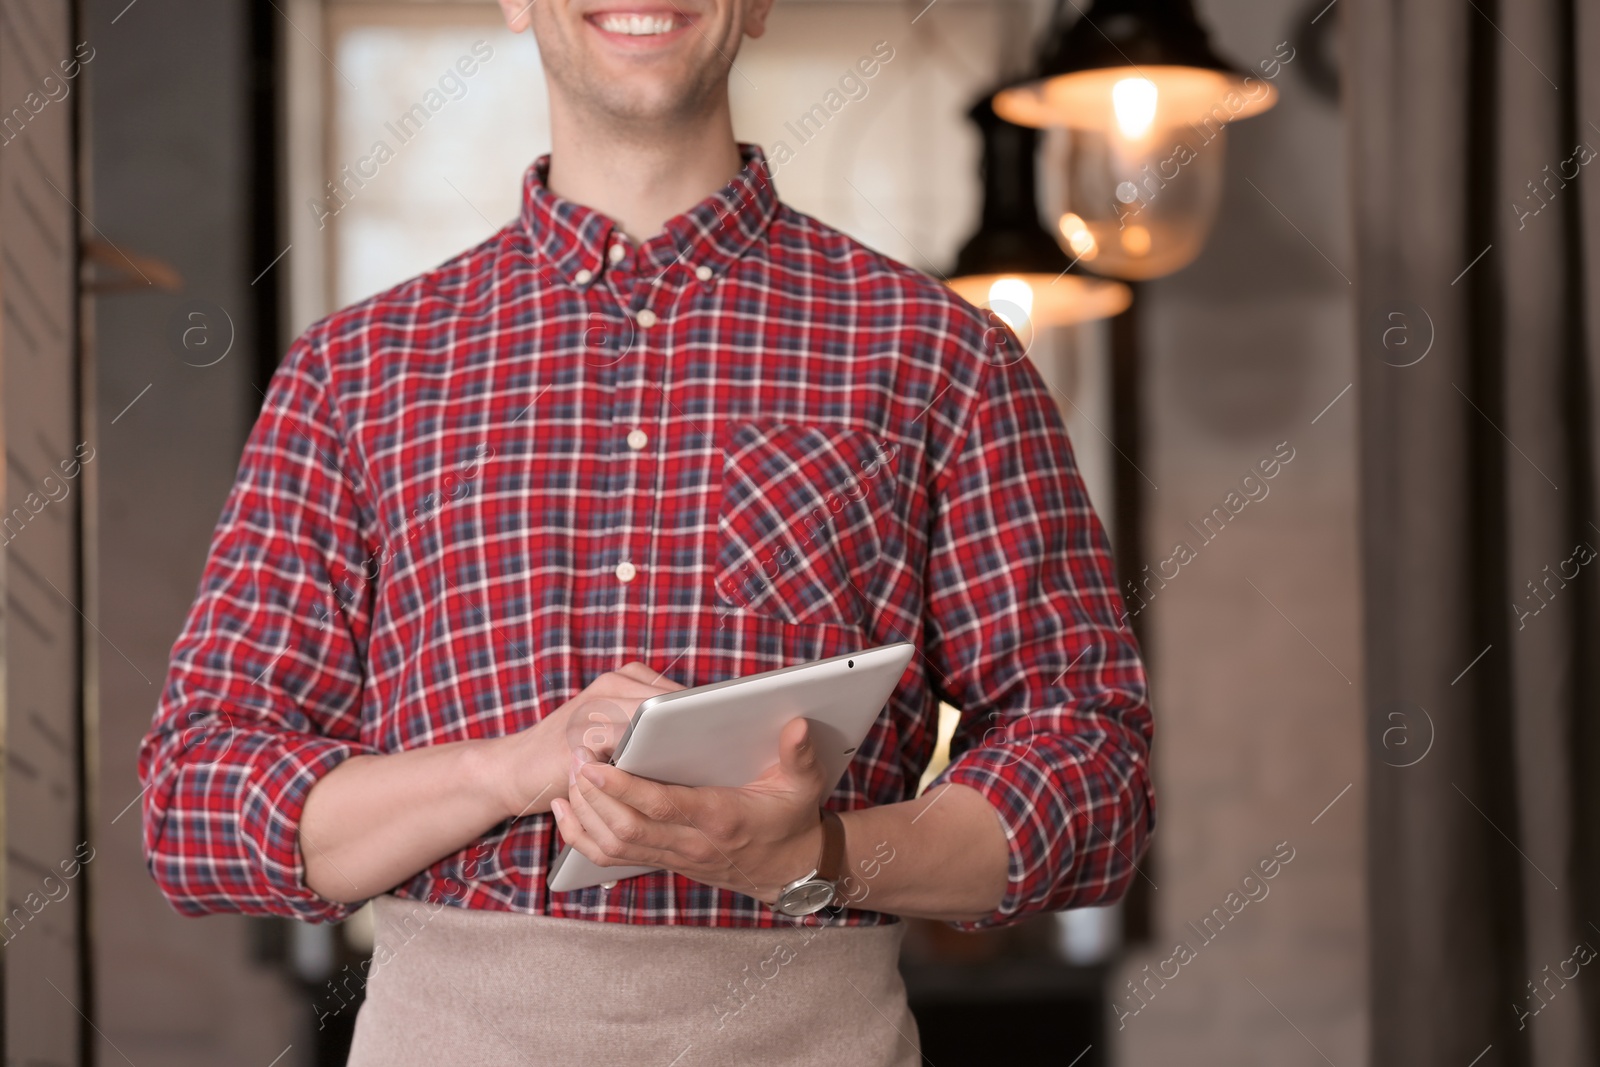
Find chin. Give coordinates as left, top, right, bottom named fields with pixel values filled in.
left=602, top=79, right=683, bottom=115
left=581, top=68, right=715, bottom=126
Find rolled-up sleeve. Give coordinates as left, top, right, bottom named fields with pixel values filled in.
left=922, top=353, right=1155, bottom=931
left=138, top=334, right=378, bottom=923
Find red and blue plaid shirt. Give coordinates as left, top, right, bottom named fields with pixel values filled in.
left=139, top=144, right=1155, bottom=930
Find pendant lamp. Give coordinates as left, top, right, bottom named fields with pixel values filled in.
left=993, top=0, right=1280, bottom=279
left=947, top=96, right=1131, bottom=347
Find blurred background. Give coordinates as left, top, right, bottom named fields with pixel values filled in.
left=3, top=0, right=1596, bottom=1064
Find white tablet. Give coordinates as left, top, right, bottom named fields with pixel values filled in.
left=547, top=641, right=916, bottom=894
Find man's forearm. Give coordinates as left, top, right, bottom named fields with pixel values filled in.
left=297, top=664, right=674, bottom=904
left=298, top=739, right=529, bottom=904
left=832, top=783, right=1009, bottom=924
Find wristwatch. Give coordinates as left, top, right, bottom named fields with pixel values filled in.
left=773, top=809, right=845, bottom=917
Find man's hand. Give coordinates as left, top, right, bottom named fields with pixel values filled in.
left=491, top=662, right=684, bottom=820
left=550, top=716, right=830, bottom=904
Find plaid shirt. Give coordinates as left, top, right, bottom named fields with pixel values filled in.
left=139, top=144, right=1155, bottom=930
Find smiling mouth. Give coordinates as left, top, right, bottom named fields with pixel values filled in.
left=587, top=11, right=689, bottom=36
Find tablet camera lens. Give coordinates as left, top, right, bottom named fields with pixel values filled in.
left=847, top=659, right=854, bottom=668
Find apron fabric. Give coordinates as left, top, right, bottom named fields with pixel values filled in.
left=345, top=894, right=922, bottom=1067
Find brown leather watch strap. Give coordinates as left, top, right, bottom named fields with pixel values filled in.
left=817, top=809, right=846, bottom=883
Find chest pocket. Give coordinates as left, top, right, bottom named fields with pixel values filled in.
left=713, top=419, right=898, bottom=629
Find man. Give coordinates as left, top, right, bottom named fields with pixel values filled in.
left=139, top=0, right=1155, bottom=1063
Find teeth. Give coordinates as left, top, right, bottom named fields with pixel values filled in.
left=596, top=12, right=679, bottom=35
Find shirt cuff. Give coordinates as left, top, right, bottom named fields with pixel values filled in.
left=927, top=741, right=1070, bottom=932
left=237, top=732, right=372, bottom=923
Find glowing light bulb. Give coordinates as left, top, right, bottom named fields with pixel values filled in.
left=1111, top=77, right=1158, bottom=140
left=1120, top=225, right=1152, bottom=256
left=1058, top=213, right=1098, bottom=260
left=987, top=277, right=1035, bottom=333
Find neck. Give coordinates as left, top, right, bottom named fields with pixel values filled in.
left=545, top=98, right=745, bottom=241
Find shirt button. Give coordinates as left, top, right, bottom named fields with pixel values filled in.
left=609, top=243, right=627, bottom=264
left=614, top=560, right=637, bottom=583
left=574, top=268, right=593, bottom=285
left=626, top=429, right=648, bottom=451
left=635, top=308, right=658, bottom=328
left=695, top=265, right=714, bottom=282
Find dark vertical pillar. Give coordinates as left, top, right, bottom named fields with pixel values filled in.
left=1556, top=0, right=1600, bottom=1037
left=1460, top=0, right=1528, bottom=1059
left=84, top=0, right=307, bottom=1061
left=1108, top=288, right=1152, bottom=946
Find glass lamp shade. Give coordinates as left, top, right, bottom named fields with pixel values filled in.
left=992, top=0, right=1277, bottom=279
left=1046, top=118, right=1227, bottom=280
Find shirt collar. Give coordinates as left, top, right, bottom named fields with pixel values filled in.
left=520, top=143, right=779, bottom=291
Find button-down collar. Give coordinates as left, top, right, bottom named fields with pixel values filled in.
left=521, top=142, right=779, bottom=293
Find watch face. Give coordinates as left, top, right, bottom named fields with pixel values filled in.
left=777, top=880, right=836, bottom=916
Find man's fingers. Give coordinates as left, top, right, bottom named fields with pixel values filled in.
left=582, top=674, right=663, bottom=703
left=570, top=775, right=709, bottom=863
left=564, top=781, right=667, bottom=867
left=612, top=661, right=658, bottom=684
left=576, top=765, right=745, bottom=866
left=581, top=664, right=680, bottom=704
left=567, top=774, right=725, bottom=869
left=555, top=788, right=666, bottom=870
left=777, top=716, right=823, bottom=784
left=612, top=661, right=688, bottom=692
left=550, top=797, right=621, bottom=869
left=579, top=762, right=703, bottom=825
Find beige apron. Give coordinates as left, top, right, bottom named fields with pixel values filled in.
left=345, top=894, right=921, bottom=1067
